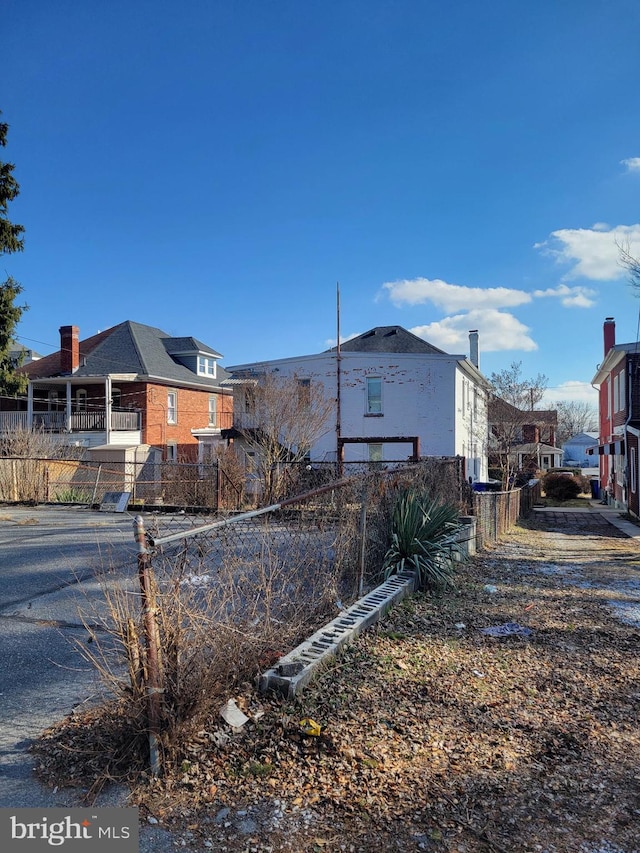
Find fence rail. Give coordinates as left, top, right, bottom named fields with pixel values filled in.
left=0, top=409, right=141, bottom=432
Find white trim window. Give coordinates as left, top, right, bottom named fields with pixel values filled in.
left=166, top=442, right=177, bottom=462
left=208, top=394, right=218, bottom=426
left=198, top=356, right=216, bottom=378
left=366, top=377, right=382, bottom=415
left=167, top=391, right=177, bottom=424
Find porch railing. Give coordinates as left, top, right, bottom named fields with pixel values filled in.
left=0, top=409, right=142, bottom=432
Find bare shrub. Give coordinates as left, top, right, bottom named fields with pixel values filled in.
left=0, top=426, right=84, bottom=502
left=62, top=459, right=471, bottom=780
left=232, top=371, right=335, bottom=505
left=215, top=444, right=246, bottom=510
left=542, top=472, right=582, bottom=501
left=75, top=509, right=347, bottom=775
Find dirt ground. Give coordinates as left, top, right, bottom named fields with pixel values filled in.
left=35, top=509, right=640, bottom=853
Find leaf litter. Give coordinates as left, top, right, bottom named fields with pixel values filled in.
left=33, top=511, right=640, bottom=852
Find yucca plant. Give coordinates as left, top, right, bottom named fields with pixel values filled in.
left=382, top=490, right=464, bottom=590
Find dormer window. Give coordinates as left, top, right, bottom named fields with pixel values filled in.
left=198, top=356, right=216, bottom=378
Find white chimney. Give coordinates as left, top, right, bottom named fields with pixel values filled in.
left=469, top=329, right=479, bottom=369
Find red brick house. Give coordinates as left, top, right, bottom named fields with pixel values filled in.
left=488, top=396, right=561, bottom=475
left=0, top=321, right=233, bottom=463
left=590, top=317, right=640, bottom=515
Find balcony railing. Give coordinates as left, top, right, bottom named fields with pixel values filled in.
left=0, top=409, right=141, bottom=433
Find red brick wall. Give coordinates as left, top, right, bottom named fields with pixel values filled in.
left=141, top=383, right=232, bottom=461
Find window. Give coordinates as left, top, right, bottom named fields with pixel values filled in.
left=167, top=391, right=177, bottom=424
left=619, top=370, right=626, bottom=412
left=75, top=389, right=87, bottom=412
left=198, top=356, right=216, bottom=377
left=614, top=375, right=619, bottom=413
left=208, top=394, right=217, bottom=426
left=366, top=377, right=382, bottom=414
left=166, top=442, right=177, bottom=462
left=112, top=387, right=121, bottom=409
left=244, top=386, right=256, bottom=414
left=631, top=447, right=637, bottom=494
left=48, top=391, right=59, bottom=411
left=297, top=377, right=311, bottom=409
left=368, top=443, right=383, bottom=462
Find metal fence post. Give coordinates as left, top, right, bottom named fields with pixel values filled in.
left=133, top=514, right=163, bottom=776
left=358, top=482, right=368, bottom=598
left=91, top=463, right=102, bottom=506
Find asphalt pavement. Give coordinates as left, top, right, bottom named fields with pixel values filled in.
left=0, top=504, right=187, bottom=851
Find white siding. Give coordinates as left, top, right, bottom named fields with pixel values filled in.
left=228, top=350, right=489, bottom=478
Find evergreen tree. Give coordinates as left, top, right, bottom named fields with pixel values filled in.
left=0, top=111, right=28, bottom=397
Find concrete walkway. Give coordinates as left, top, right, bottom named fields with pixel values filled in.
left=534, top=499, right=640, bottom=540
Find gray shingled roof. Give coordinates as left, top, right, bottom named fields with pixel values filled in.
left=24, top=321, right=230, bottom=388
left=327, top=326, right=446, bottom=354
left=162, top=336, right=222, bottom=358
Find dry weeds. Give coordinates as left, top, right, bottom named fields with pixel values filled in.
left=33, top=511, right=640, bottom=852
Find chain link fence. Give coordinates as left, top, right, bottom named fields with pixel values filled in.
left=472, top=479, right=541, bottom=548
left=0, top=454, right=473, bottom=511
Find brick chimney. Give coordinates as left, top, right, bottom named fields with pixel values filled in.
left=604, top=317, right=615, bottom=356
left=59, top=325, right=80, bottom=374
left=469, top=329, right=479, bottom=368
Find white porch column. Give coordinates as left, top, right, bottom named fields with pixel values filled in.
left=105, top=376, right=112, bottom=444
left=65, top=382, right=72, bottom=431
left=27, top=383, right=33, bottom=428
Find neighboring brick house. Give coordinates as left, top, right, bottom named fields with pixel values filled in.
left=590, top=317, right=640, bottom=515
left=488, top=396, right=561, bottom=474
left=0, top=321, right=233, bottom=463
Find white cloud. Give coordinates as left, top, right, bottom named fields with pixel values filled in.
left=543, top=381, right=598, bottom=407
left=410, top=308, right=537, bottom=354
left=532, top=284, right=597, bottom=308
left=621, top=157, right=640, bottom=172
left=380, top=277, right=531, bottom=311
left=535, top=222, right=640, bottom=281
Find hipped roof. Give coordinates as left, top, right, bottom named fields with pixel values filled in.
left=20, top=320, right=230, bottom=389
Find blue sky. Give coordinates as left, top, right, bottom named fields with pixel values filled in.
left=4, top=0, right=640, bottom=407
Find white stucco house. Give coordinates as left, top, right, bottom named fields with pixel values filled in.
left=225, top=326, right=491, bottom=482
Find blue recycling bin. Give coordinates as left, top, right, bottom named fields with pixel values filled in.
left=590, top=478, right=600, bottom=499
